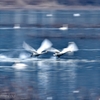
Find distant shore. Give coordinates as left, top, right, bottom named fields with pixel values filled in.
left=0, top=5, right=100, bottom=10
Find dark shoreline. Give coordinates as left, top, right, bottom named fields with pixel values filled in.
left=0, top=7, right=100, bottom=39
left=0, top=5, right=100, bottom=10
left=1, top=23, right=100, bottom=28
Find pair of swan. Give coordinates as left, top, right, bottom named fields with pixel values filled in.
left=48, top=42, right=78, bottom=58
left=9, top=40, right=79, bottom=70
left=23, top=39, right=78, bottom=58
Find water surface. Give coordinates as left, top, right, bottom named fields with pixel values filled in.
left=0, top=10, right=100, bottom=100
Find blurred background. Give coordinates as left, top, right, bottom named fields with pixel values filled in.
left=0, top=0, right=100, bottom=8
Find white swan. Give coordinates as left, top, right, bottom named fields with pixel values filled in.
left=23, top=39, right=52, bottom=57
left=59, top=24, right=68, bottom=30
left=48, top=42, right=78, bottom=58
left=13, top=24, right=20, bottom=29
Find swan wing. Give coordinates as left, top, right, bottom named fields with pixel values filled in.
left=47, top=47, right=60, bottom=53
left=67, top=42, right=79, bottom=52
left=23, top=41, right=37, bottom=53
left=60, top=47, right=69, bottom=54
left=60, top=42, right=79, bottom=54
left=37, top=39, right=52, bottom=54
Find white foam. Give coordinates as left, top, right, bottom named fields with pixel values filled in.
left=12, top=62, right=27, bottom=70
left=0, top=54, right=8, bottom=59
left=0, top=55, right=99, bottom=64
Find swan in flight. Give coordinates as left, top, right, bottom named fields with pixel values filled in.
left=48, top=42, right=78, bottom=58
left=23, top=39, right=52, bottom=57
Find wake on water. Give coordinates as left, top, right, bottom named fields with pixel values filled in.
left=0, top=52, right=100, bottom=71
left=0, top=53, right=99, bottom=63
left=0, top=48, right=100, bottom=63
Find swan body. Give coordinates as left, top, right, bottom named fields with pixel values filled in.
left=48, top=42, right=78, bottom=58
left=23, top=39, right=52, bottom=57
left=13, top=24, right=20, bottom=29
left=59, top=26, right=68, bottom=30
left=59, top=25, right=68, bottom=30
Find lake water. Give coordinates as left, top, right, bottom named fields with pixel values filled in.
left=0, top=10, right=100, bottom=100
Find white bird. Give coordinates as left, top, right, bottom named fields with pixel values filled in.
left=59, top=24, right=68, bottom=30
left=13, top=24, right=20, bottom=29
left=23, top=39, right=52, bottom=57
left=48, top=42, right=78, bottom=58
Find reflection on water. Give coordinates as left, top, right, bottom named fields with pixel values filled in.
left=0, top=59, right=100, bottom=100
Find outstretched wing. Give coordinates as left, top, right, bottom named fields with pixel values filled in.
left=23, top=42, right=37, bottom=53
left=60, top=47, right=68, bottom=54
left=47, top=47, right=60, bottom=53
left=37, top=39, right=53, bottom=54
left=60, top=42, right=78, bottom=54
left=67, top=42, right=79, bottom=52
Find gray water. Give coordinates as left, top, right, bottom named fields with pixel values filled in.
left=0, top=10, right=100, bottom=25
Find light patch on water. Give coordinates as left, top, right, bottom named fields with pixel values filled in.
left=50, top=56, right=57, bottom=60
left=12, top=62, right=27, bottom=70
left=73, top=13, right=80, bottom=17
left=76, top=59, right=99, bottom=63
left=46, top=14, right=53, bottom=17
left=0, top=56, right=100, bottom=64
left=81, top=49, right=100, bottom=51
left=73, top=90, right=80, bottom=93
left=0, top=27, right=14, bottom=29
left=0, top=54, right=8, bottom=59
left=36, top=61, right=52, bottom=72
left=19, top=53, right=30, bottom=59
left=0, top=51, right=100, bottom=64
left=37, top=71, right=49, bottom=92
left=47, top=97, right=53, bottom=100
left=86, top=66, right=93, bottom=68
